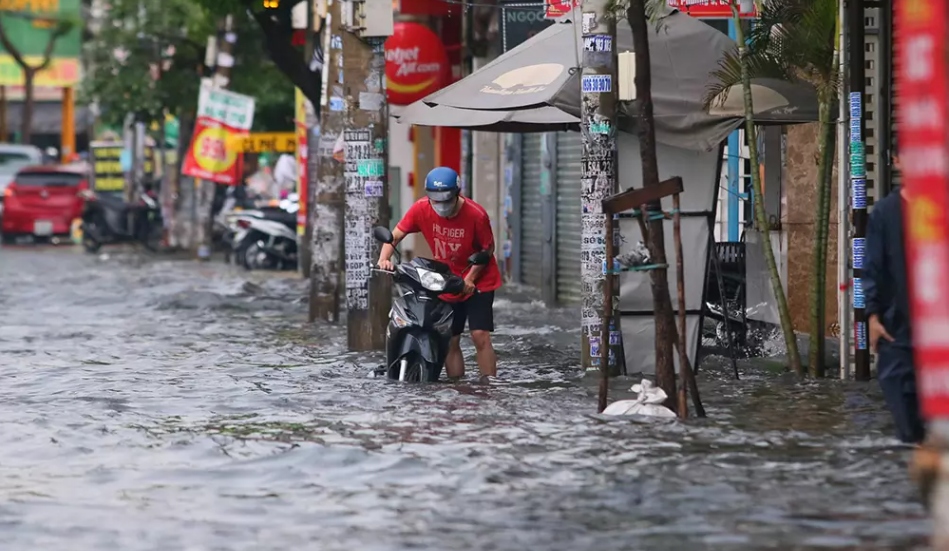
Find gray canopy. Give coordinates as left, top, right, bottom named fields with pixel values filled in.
left=396, top=9, right=821, bottom=151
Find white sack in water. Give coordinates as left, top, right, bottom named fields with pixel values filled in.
left=602, top=379, right=677, bottom=418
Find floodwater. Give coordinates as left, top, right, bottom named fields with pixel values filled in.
left=0, top=245, right=931, bottom=550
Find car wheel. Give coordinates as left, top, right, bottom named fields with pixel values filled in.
left=0, top=232, right=16, bottom=245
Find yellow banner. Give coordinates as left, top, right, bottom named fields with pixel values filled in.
left=226, top=132, right=296, bottom=153
left=0, top=56, right=79, bottom=86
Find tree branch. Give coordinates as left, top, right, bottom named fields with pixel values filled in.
left=36, top=22, right=72, bottom=71
left=0, top=15, right=28, bottom=68
left=246, top=6, right=323, bottom=110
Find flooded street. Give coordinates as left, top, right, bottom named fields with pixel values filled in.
left=0, top=245, right=931, bottom=550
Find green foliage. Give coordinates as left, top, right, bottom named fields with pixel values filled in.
left=704, top=0, right=839, bottom=108
left=81, top=0, right=297, bottom=131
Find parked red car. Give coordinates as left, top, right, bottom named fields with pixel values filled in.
left=1, top=164, right=90, bottom=243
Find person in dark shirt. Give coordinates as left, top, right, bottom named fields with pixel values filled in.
left=864, top=154, right=925, bottom=445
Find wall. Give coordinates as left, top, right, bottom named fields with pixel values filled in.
left=783, top=122, right=839, bottom=335
left=388, top=109, right=416, bottom=253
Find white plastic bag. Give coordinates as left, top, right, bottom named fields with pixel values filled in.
left=602, top=379, right=677, bottom=418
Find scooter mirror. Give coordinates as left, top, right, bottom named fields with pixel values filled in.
left=372, top=226, right=394, bottom=244
left=468, top=251, right=492, bottom=265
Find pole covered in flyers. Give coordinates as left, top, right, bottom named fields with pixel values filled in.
left=898, top=0, right=949, bottom=542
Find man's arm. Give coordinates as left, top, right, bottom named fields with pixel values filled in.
left=378, top=204, right=418, bottom=265
left=465, top=214, right=496, bottom=283
left=378, top=227, right=408, bottom=264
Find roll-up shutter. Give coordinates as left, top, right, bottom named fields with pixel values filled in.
left=555, top=132, right=582, bottom=304
left=519, top=133, right=544, bottom=288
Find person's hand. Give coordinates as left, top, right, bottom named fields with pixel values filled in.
left=378, top=258, right=395, bottom=271
left=869, top=314, right=894, bottom=353
left=462, top=277, right=476, bottom=296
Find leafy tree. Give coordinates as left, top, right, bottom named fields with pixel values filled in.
left=0, top=10, right=76, bottom=144
left=82, top=0, right=296, bottom=132
left=704, top=0, right=838, bottom=377
left=193, top=0, right=323, bottom=110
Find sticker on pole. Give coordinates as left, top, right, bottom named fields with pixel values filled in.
left=852, top=237, right=866, bottom=270
left=581, top=74, right=612, bottom=93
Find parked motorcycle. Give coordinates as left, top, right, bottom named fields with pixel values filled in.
left=79, top=189, right=163, bottom=253
left=220, top=194, right=299, bottom=264
left=371, top=225, right=491, bottom=382
left=232, top=215, right=299, bottom=270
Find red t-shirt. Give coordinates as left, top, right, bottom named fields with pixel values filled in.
left=396, top=197, right=503, bottom=302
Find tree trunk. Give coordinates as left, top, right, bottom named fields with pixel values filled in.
left=628, top=0, right=678, bottom=407
left=807, top=96, right=836, bottom=377
left=21, top=68, right=34, bottom=144
left=731, top=8, right=804, bottom=375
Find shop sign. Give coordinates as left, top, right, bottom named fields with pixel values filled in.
left=384, top=22, right=447, bottom=105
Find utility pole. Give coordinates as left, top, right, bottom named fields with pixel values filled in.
left=309, top=0, right=346, bottom=323
left=342, top=35, right=390, bottom=350
left=578, top=0, right=621, bottom=374
left=196, top=15, right=236, bottom=260
left=309, top=0, right=393, bottom=350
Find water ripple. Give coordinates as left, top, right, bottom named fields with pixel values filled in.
left=0, top=246, right=930, bottom=550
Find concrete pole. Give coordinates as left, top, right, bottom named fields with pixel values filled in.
left=196, top=15, right=235, bottom=260
left=309, top=0, right=346, bottom=323
left=342, top=35, right=391, bottom=351
left=578, top=0, right=620, bottom=374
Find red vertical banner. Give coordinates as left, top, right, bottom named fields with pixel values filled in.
left=295, top=88, right=309, bottom=237
left=898, top=0, right=949, bottom=419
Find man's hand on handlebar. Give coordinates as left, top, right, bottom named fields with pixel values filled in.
left=377, top=258, right=395, bottom=271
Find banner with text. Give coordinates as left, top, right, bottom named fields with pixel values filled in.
left=91, top=143, right=155, bottom=193
left=181, top=84, right=256, bottom=185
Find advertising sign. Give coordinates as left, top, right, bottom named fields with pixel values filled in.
left=501, top=2, right=553, bottom=52
left=384, top=22, right=448, bottom=105
left=897, top=0, right=949, bottom=419
left=0, top=0, right=82, bottom=86
left=666, top=0, right=757, bottom=18
left=181, top=83, right=255, bottom=185
left=227, top=132, right=297, bottom=153
left=294, top=87, right=310, bottom=236
left=544, top=0, right=578, bottom=18
left=90, top=143, right=155, bottom=193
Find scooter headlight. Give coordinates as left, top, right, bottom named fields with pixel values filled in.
left=416, top=268, right=447, bottom=291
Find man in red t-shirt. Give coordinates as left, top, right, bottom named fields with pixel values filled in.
left=376, top=166, right=503, bottom=380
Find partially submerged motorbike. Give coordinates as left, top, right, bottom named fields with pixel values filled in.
left=371, top=225, right=491, bottom=382
left=79, top=189, right=163, bottom=253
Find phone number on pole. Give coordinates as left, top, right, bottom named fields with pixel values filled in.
left=581, top=75, right=612, bottom=93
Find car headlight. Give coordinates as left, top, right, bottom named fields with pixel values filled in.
left=417, top=268, right=446, bottom=291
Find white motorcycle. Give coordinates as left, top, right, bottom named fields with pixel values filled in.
left=232, top=215, right=299, bottom=271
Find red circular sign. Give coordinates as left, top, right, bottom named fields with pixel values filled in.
left=384, top=22, right=448, bottom=106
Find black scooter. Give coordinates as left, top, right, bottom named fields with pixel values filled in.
left=80, top=189, right=163, bottom=253
left=371, top=226, right=491, bottom=383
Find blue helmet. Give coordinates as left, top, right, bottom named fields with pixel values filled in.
left=424, top=167, right=461, bottom=217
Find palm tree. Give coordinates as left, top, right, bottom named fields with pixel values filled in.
left=704, top=0, right=838, bottom=377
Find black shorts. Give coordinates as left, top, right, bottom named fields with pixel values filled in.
left=450, top=291, right=495, bottom=336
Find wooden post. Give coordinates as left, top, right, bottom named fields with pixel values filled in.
left=600, top=214, right=614, bottom=412
left=673, top=192, right=705, bottom=418
left=61, top=86, right=75, bottom=161
left=579, top=0, right=621, bottom=376
left=309, top=0, right=346, bottom=323
left=627, top=0, right=678, bottom=407
left=601, top=178, right=689, bottom=412
left=343, top=36, right=392, bottom=351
